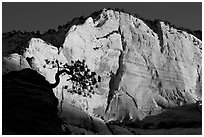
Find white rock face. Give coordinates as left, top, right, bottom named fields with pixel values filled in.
left=2, top=9, right=202, bottom=123
left=3, top=37, right=107, bottom=117
left=62, top=9, right=202, bottom=121
left=23, top=38, right=67, bottom=83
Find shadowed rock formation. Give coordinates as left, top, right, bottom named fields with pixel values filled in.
left=2, top=9, right=202, bottom=125
left=2, top=69, right=63, bottom=134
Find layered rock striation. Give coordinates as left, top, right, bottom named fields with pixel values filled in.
left=3, top=9, right=202, bottom=123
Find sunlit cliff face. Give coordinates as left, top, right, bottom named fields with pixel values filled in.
left=2, top=9, right=202, bottom=122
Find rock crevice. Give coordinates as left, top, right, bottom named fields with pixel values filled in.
left=2, top=9, right=202, bottom=124
left=105, top=25, right=128, bottom=113
left=156, top=23, right=165, bottom=54
left=96, top=30, right=119, bottom=40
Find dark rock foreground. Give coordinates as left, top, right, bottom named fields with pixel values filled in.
left=2, top=69, right=63, bottom=134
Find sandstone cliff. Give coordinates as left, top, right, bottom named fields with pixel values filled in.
left=3, top=9, right=202, bottom=123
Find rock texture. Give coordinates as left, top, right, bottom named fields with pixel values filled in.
left=2, top=68, right=113, bottom=135
left=2, top=9, right=202, bottom=123
left=60, top=101, right=112, bottom=135
left=62, top=9, right=202, bottom=122
left=2, top=69, right=63, bottom=134
left=3, top=53, right=30, bottom=74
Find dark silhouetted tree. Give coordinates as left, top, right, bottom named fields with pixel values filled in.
left=50, top=59, right=101, bottom=98
left=49, top=59, right=101, bottom=114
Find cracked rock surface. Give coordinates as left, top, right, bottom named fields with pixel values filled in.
left=3, top=9, right=202, bottom=125
left=62, top=9, right=202, bottom=122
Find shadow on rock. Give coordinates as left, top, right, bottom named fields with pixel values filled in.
left=123, top=103, right=202, bottom=129
left=2, top=68, right=63, bottom=135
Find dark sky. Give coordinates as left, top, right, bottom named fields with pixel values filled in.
left=2, top=2, right=202, bottom=33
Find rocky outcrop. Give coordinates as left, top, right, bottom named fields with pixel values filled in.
left=2, top=69, right=63, bottom=134
left=62, top=9, right=202, bottom=122
left=2, top=9, right=202, bottom=124
left=2, top=68, right=113, bottom=135
left=3, top=53, right=30, bottom=74
left=60, top=101, right=112, bottom=135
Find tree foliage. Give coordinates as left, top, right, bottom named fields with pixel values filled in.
left=58, top=60, right=101, bottom=98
